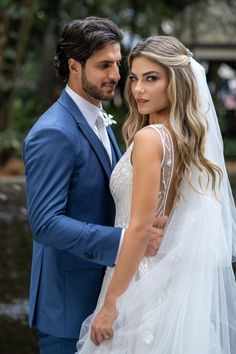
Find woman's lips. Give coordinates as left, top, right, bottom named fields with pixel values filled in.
left=136, top=98, right=149, bottom=105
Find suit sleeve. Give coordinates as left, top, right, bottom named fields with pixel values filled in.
left=23, top=127, right=121, bottom=267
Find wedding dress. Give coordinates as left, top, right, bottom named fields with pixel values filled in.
left=77, top=125, right=236, bottom=354
left=76, top=59, right=236, bottom=354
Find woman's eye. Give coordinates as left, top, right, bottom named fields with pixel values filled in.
left=147, top=76, right=157, bottom=82
left=129, top=76, right=137, bottom=81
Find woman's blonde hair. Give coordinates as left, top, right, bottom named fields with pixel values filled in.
left=123, top=35, right=221, bottom=196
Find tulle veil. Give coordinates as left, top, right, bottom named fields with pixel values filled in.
left=76, top=58, right=236, bottom=354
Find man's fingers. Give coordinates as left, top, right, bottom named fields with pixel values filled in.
left=153, top=215, right=168, bottom=228
left=146, top=238, right=161, bottom=256
left=151, top=227, right=164, bottom=239
left=145, top=217, right=167, bottom=256
left=149, top=239, right=160, bottom=247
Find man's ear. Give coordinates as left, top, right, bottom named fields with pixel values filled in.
left=68, top=58, right=81, bottom=74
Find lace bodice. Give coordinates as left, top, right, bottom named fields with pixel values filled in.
left=110, top=124, right=174, bottom=277
left=110, top=124, right=174, bottom=229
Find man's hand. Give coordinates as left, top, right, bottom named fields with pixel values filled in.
left=144, top=215, right=168, bottom=257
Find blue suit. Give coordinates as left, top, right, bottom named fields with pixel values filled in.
left=23, top=90, right=122, bottom=339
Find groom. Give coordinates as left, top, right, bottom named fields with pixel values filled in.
left=23, top=17, right=166, bottom=354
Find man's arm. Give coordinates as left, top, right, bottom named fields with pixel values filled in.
left=23, top=127, right=121, bottom=267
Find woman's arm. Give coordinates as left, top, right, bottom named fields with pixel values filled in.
left=91, top=127, right=163, bottom=345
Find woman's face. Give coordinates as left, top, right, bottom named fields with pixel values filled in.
left=129, top=56, right=170, bottom=119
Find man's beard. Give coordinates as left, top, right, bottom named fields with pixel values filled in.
left=81, top=69, right=116, bottom=101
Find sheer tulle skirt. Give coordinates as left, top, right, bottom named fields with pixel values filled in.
left=76, top=182, right=236, bottom=354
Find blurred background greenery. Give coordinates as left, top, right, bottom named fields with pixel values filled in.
left=0, top=0, right=236, bottom=353
left=0, top=0, right=236, bottom=164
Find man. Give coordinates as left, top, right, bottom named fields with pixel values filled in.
left=23, top=17, right=166, bottom=354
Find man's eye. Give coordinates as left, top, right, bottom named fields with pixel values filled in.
left=101, top=63, right=110, bottom=69
left=117, top=61, right=121, bottom=67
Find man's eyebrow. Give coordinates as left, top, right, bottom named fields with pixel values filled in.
left=96, top=59, right=122, bottom=64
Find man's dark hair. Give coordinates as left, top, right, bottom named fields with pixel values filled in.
left=54, top=16, right=123, bottom=81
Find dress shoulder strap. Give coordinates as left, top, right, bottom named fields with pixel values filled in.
left=144, top=124, right=173, bottom=168
left=145, top=124, right=175, bottom=216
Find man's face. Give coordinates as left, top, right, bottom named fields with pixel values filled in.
left=69, top=43, right=121, bottom=106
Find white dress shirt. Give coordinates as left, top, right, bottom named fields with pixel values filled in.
left=66, top=85, right=112, bottom=161
left=65, top=85, right=124, bottom=263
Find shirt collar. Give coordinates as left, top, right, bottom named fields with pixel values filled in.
left=65, top=85, right=102, bottom=128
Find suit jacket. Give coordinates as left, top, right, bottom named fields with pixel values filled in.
left=23, top=89, right=122, bottom=338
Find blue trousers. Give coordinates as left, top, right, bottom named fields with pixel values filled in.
left=38, top=331, right=78, bottom=354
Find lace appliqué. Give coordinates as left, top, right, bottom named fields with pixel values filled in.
left=153, top=124, right=174, bottom=218
left=110, top=142, right=133, bottom=229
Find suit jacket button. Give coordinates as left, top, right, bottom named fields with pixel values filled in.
left=84, top=252, right=94, bottom=260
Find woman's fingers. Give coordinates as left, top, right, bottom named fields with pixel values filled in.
left=95, top=328, right=104, bottom=345
left=91, top=323, right=114, bottom=345
left=90, top=325, right=99, bottom=345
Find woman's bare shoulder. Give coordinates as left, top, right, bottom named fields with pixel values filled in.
left=132, top=126, right=163, bottom=163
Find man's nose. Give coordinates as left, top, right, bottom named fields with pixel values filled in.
left=109, top=64, right=120, bottom=81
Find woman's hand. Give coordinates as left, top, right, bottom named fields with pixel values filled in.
left=90, top=300, right=118, bottom=346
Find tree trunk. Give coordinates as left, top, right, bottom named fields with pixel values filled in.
left=0, top=0, right=33, bottom=131
left=38, top=27, right=58, bottom=106
left=37, top=0, right=63, bottom=106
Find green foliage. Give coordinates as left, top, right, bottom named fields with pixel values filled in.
left=0, top=0, right=11, bottom=9
left=13, top=97, right=43, bottom=133
left=224, top=138, right=236, bottom=160
left=0, top=0, right=235, bottom=159
left=3, top=47, right=17, bottom=61
left=0, top=130, right=23, bottom=157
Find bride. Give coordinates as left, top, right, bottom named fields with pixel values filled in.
left=76, top=36, right=236, bottom=353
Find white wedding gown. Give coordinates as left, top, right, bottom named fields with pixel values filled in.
left=77, top=124, right=236, bottom=354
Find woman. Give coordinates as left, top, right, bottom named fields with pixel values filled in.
left=76, top=36, right=236, bottom=353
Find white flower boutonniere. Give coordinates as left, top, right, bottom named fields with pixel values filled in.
left=101, top=110, right=117, bottom=127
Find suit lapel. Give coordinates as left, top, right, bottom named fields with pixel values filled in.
left=58, top=90, right=112, bottom=178
left=79, top=123, right=112, bottom=177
